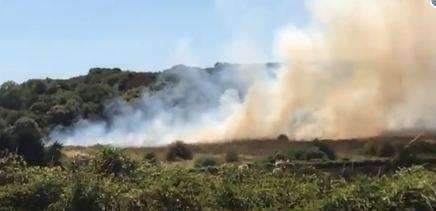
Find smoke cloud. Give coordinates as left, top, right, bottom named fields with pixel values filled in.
left=226, top=0, right=436, bottom=140
left=51, top=64, right=278, bottom=146
left=52, top=0, right=436, bottom=146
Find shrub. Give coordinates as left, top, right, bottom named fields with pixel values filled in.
left=304, top=148, right=326, bottom=160
left=71, top=154, right=92, bottom=167
left=95, top=148, right=137, bottom=177
left=294, top=149, right=306, bottom=160
left=0, top=150, right=26, bottom=168
left=364, top=141, right=397, bottom=158
left=408, top=140, right=436, bottom=155
left=313, top=141, right=336, bottom=160
left=225, top=147, right=239, bottom=163
left=143, top=152, right=159, bottom=165
left=68, top=182, right=107, bottom=210
left=0, top=180, right=63, bottom=210
left=3, top=117, right=45, bottom=165
left=31, top=180, right=63, bottom=209
left=260, top=151, right=287, bottom=165
left=47, top=104, right=77, bottom=126
left=277, top=134, right=289, bottom=141
left=363, top=141, right=378, bottom=156
left=138, top=167, right=204, bottom=209
left=194, top=154, right=218, bottom=168
left=260, top=148, right=307, bottom=165
left=392, top=144, right=417, bottom=167
left=377, top=142, right=396, bottom=157
left=166, top=141, right=193, bottom=161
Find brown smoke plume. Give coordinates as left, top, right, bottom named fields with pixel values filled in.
left=221, top=0, right=436, bottom=140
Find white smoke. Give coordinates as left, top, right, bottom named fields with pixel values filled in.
left=51, top=64, right=279, bottom=146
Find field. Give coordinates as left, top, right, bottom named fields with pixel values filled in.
left=64, top=134, right=436, bottom=167
left=1, top=134, right=435, bottom=210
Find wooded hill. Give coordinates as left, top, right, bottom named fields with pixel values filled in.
left=0, top=63, right=279, bottom=164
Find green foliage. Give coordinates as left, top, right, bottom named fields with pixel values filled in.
left=364, top=141, right=397, bottom=158
left=0, top=81, right=23, bottom=110
left=391, top=143, right=417, bottom=167
left=123, top=87, right=142, bottom=102
left=143, top=152, right=159, bottom=165
left=194, top=154, right=218, bottom=168
left=166, top=141, right=193, bottom=161
left=47, top=104, right=77, bottom=126
left=0, top=68, right=158, bottom=133
left=0, top=150, right=26, bottom=169
left=304, top=148, right=327, bottom=160
left=0, top=152, right=435, bottom=210
left=0, top=68, right=165, bottom=168
left=1, top=117, right=45, bottom=165
left=265, top=150, right=290, bottom=162
left=76, top=83, right=114, bottom=103
left=313, top=141, right=337, bottom=160
left=377, top=142, right=397, bottom=157
left=67, top=178, right=113, bottom=210
left=225, top=147, right=239, bottom=163
left=26, top=79, right=47, bottom=95
left=408, top=140, right=436, bottom=155
left=260, top=147, right=329, bottom=165
left=363, top=141, right=378, bottom=156
left=95, top=148, right=137, bottom=177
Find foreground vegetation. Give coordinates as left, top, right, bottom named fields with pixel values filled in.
left=1, top=146, right=435, bottom=210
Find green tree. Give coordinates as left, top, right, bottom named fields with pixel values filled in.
left=3, top=117, right=45, bottom=165
left=0, top=81, right=23, bottom=109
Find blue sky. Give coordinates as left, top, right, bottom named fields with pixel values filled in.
left=0, top=0, right=310, bottom=83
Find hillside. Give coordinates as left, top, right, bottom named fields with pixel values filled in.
left=0, top=62, right=279, bottom=132
left=0, top=63, right=280, bottom=163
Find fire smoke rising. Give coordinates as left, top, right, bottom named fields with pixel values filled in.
left=52, top=0, right=436, bottom=146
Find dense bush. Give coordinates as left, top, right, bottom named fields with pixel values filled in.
left=166, top=141, right=193, bottom=161
left=1, top=117, right=45, bottom=165
left=194, top=154, right=218, bottom=167
left=95, top=148, right=137, bottom=177
left=393, top=144, right=417, bottom=167
left=364, top=141, right=397, bottom=158
left=408, top=140, right=436, bottom=155
left=260, top=150, right=289, bottom=165
left=225, top=147, right=239, bottom=163
left=313, top=141, right=336, bottom=160
left=363, top=141, right=378, bottom=156
left=377, top=142, right=397, bottom=157
left=304, top=148, right=327, bottom=160
left=143, top=152, right=159, bottom=165
left=277, top=134, right=289, bottom=141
